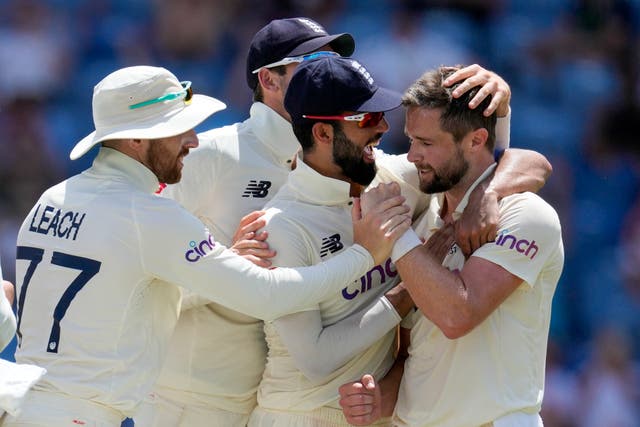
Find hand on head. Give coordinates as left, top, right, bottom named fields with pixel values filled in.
left=443, top=64, right=511, bottom=117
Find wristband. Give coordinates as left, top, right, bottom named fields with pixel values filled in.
left=391, top=229, right=422, bottom=262
left=495, top=107, right=511, bottom=151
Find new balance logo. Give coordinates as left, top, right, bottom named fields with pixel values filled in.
left=320, top=233, right=344, bottom=257
left=242, top=180, right=271, bottom=198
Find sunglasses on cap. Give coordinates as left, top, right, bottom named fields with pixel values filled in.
left=129, top=81, right=193, bottom=110
left=302, top=111, right=385, bottom=128
left=252, top=51, right=340, bottom=74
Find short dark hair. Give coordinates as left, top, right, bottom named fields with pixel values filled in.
left=252, top=66, right=287, bottom=103
left=402, top=66, right=496, bottom=152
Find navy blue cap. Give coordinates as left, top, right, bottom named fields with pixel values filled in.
left=246, top=17, right=355, bottom=90
left=284, top=56, right=402, bottom=122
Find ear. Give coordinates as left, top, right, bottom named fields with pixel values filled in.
left=126, top=138, right=149, bottom=157
left=469, top=128, right=488, bottom=152
left=311, top=122, right=334, bottom=148
left=257, top=68, right=282, bottom=95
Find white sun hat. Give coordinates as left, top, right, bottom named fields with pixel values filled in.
left=70, top=65, right=226, bottom=160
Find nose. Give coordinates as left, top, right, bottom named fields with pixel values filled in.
left=184, top=129, right=199, bottom=149
left=406, top=140, right=420, bottom=163
left=375, top=116, right=390, bottom=133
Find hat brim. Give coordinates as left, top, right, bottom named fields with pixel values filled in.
left=288, top=33, right=355, bottom=58
left=70, top=94, right=226, bottom=160
left=356, top=87, right=403, bottom=113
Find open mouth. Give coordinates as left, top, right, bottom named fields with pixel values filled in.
left=363, top=140, right=379, bottom=162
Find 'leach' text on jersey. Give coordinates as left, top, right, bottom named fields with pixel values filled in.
left=242, top=180, right=272, bottom=198
left=27, top=204, right=86, bottom=241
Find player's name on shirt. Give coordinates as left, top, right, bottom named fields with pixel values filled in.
left=26, top=203, right=86, bottom=241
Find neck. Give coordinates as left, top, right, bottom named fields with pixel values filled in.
left=262, top=98, right=291, bottom=122
left=441, top=153, right=494, bottom=219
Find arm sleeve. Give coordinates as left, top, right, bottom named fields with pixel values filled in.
left=136, top=198, right=375, bottom=321
left=273, top=297, right=401, bottom=381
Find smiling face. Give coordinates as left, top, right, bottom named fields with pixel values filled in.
left=143, top=129, right=199, bottom=184
left=405, top=106, right=469, bottom=194
left=332, top=112, right=389, bottom=186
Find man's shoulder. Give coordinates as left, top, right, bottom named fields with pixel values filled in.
left=498, top=192, right=562, bottom=239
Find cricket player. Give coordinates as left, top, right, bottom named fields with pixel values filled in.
left=0, top=259, right=15, bottom=352
left=248, top=57, right=552, bottom=426
left=339, top=66, right=563, bottom=427
left=4, top=65, right=410, bottom=427
left=137, top=18, right=357, bottom=427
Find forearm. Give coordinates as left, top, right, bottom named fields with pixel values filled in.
left=488, top=148, right=552, bottom=196
left=395, top=242, right=471, bottom=338
left=378, top=353, right=405, bottom=418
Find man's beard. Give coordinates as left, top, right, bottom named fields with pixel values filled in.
left=148, top=142, right=187, bottom=184
left=332, top=126, right=378, bottom=186
left=419, top=145, right=468, bottom=194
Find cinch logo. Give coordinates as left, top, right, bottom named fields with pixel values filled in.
left=242, top=180, right=271, bottom=198
left=185, top=234, right=216, bottom=262
left=297, top=18, right=326, bottom=34
left=320, top=233, right=344, bottom=257
left=495, top=230, right=538, bottom=260
left=342, top=259, right=398, bottom=300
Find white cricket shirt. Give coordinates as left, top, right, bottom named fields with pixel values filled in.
left=255, top=151, right=428, bottom=415
left=14, top=148, right=374, bottom=417
left=393, top=165, right=564, bottom=427
left=154, top=103, right=301, bottom=413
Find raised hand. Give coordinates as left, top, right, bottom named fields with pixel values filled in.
left=443, top=64, right=511, bottom=117
left=424, top=223, right=456, bottom=264
left=455, top=183, right=499, bottom=257
left=230, top=210, right=276, bottom=268
left=354, top=182, right=411, bottom=265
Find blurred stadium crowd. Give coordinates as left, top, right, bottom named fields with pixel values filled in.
left=0, top=0, right=638, bottom=425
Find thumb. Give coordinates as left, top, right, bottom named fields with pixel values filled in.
left=351, top=197, right=362, bottom=221
left=362, top=374, right=376, bottom=390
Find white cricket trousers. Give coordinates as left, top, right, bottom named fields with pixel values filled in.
left=0, top=390, right=124, bottom=427
left=248, top=405, right=392, bottom=427
left=133, top=389, right=249, bottom=427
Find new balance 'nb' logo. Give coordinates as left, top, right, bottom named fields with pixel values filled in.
left=320, top=233, right=344, bottom=257
left=242, top=180, right=271, bottom=198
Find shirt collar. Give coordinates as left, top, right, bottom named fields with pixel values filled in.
left=90, top=147, right=160, bottom=194
left=288, top=157, right=352, bottom=206
left=248, top=102, right=300, bottom=164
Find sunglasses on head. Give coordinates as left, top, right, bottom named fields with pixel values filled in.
left=129, top=81, right=193, bottom=110
left=252, top=51, right=340, bottom=74
left=302, top=111, right=385, bottom=128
